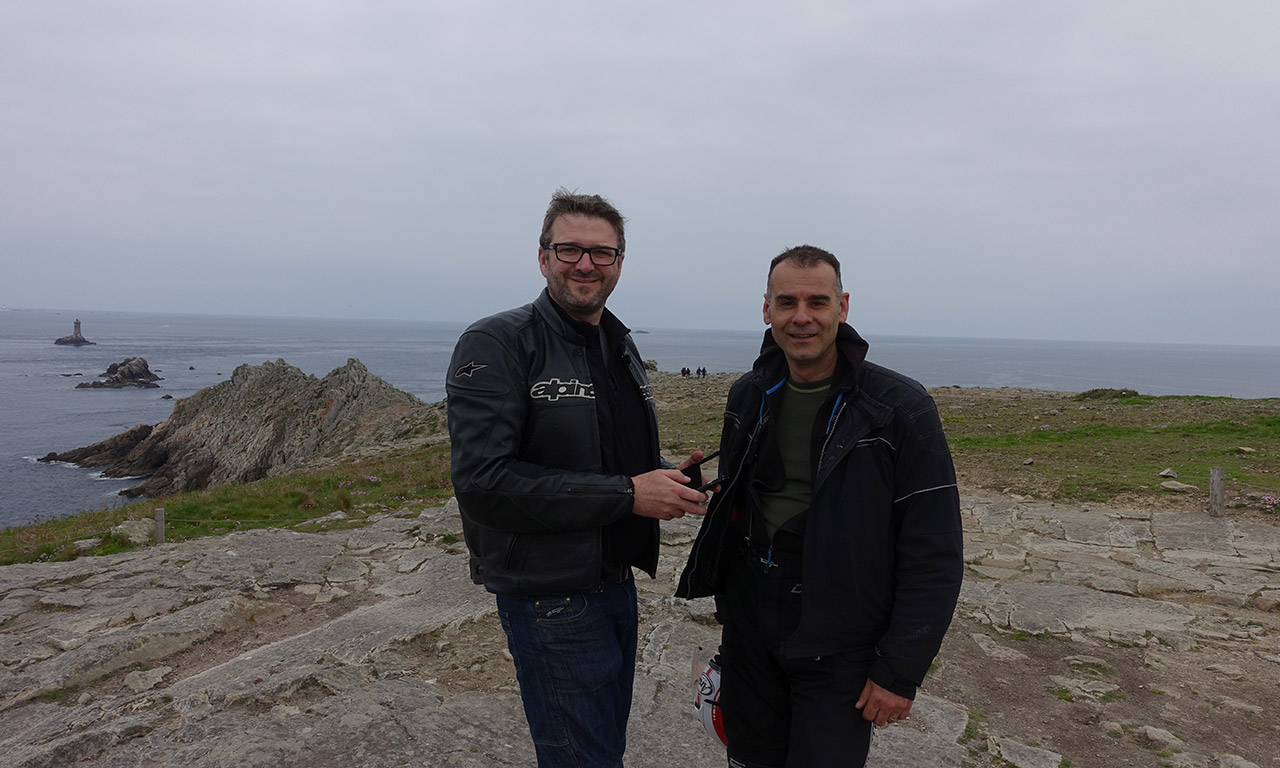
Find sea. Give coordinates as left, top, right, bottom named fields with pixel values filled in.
left=4, top=307, right=1280, bottom=529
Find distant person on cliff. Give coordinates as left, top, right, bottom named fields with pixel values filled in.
left=446, top=188, right=709, bottom=768
left=676, top=245, right=964, bottom=767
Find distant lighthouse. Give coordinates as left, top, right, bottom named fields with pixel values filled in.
left=54, top=318, right=96, bottom=346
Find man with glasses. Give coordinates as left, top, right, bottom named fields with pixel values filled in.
left=447, top=189, right=709, bottom=767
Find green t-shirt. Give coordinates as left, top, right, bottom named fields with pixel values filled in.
left=759, top=376, right=832, bottom=539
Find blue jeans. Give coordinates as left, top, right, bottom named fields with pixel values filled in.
left=496, top=575, right=638, bottom=768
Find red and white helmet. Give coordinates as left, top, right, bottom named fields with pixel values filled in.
left=693, top=654, right=727, bottom=746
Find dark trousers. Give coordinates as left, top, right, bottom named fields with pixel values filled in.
left=719, top=547, right=874, bottom=768
left=496, top=575, right=638, bottom=768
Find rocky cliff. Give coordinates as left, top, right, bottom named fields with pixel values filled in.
left=44, top=358, right=443, bottom=498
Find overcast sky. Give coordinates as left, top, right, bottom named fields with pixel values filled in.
left=2, top=1, right=1277, bottom=346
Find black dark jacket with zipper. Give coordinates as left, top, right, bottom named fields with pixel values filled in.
left=676, top=323, right=963, bottom=699
left=446, top=289, right=661, bottom=595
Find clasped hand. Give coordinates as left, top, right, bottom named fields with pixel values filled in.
left=630, top=451, right=711, bottom=520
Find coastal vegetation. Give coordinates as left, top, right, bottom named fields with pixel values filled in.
left=931, top=386, right=1280, bottom=512
left=1, top=444, right=454, bottom=566
left=2, top=375, right=1277, bottom=567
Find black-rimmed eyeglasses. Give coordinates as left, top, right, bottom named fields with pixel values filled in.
left=545, top=243, right=622, bottom=266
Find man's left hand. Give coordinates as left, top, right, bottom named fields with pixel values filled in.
left=855, top=679, right=912, bottom=727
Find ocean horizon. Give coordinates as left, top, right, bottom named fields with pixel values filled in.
left=4, top=306, right=1280, bottom=528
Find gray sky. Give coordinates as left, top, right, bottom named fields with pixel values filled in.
left=3, top=1, right=1277, bottom=346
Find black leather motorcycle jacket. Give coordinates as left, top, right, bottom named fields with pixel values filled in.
left=446, top=290, right=662, bottom=595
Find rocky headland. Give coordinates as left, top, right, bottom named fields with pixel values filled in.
left=73, top=357, right=162, bottom=389
left=6, top=370, right=1278, bottom=767
left=45, top=358, right=444, bottom=498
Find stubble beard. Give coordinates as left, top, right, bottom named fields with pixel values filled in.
left=777, top=324, right=838, bottom=374
left=549, top=271, right=615, bottom=320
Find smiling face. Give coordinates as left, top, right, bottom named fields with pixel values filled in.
left=763, top=259, right=849, bottom=382
left=538, top=213, right=624, bottom=325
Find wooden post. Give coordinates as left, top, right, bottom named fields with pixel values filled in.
left=1209, top=468, right=1225, bottom=518
left=154, top=508, right=166, bottom=545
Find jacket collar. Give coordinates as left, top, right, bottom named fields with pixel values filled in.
left=533, top=288, right=631, bottom=349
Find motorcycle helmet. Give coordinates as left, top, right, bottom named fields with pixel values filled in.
left=693, top=654, right=727, bottom=746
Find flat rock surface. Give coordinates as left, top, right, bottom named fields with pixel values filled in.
left=1, top=491, right=1277, bottom=767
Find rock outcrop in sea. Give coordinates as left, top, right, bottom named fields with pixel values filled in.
left=44, top=358, right=444, bottom=498
left=74, top=357, right=163, bottom=389
left=53, top=318, right=95, bottom=346
left=40, top=424, right=154, bottom=468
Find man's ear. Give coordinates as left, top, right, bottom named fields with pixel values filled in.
left=762, top=294, right=772, bottom=325
left=538, top=247, right=550, bottom=278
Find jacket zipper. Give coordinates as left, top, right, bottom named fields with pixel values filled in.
left=816, top=400, right=848, bottom=482
left=684, top=407, right=763, bottom=581
left=564, top=485, right=634, bottom=494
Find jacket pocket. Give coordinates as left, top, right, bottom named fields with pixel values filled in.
left=532, top=593, right=588, bottom=623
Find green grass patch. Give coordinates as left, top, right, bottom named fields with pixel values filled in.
left=37, top=688, right=70, bottom=704
left=1069, top=660, right=1114, bottom=678
left=0, top=444, right=455, bottom=566
left=958, top=712, right=987, bottom=745
left=942, top=393, right=1280, bottom=508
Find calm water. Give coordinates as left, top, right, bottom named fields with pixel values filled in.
left=3, top=307, right=1279, bottom=528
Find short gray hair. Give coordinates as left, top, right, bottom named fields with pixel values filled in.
left=767, top=245, right=843, bottom=294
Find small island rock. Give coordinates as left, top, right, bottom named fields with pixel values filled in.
left=75, top=357, right=163, bottom=389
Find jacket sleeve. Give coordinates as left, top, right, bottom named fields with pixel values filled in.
left=446, top=327, right=637, bottom=534
left=869, top=392, right=964, bottom=699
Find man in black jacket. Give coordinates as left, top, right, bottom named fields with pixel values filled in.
left=447, top=189, right=708, bottom=768
left=677, top=246, right=964, bottom=767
